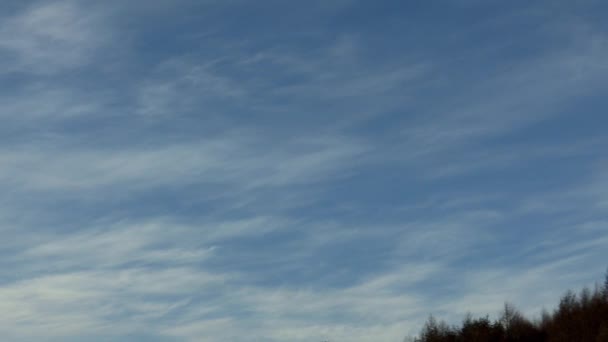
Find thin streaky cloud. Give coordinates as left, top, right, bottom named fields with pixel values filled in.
left=0, top=1, right=606, bottom=341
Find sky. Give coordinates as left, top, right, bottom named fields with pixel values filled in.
left=0, top=0, right=607, bottom=341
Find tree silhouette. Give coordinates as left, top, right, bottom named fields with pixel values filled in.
left=412, top=269, right=608, bottom=342
left=603, top=267, right=608, bottom=300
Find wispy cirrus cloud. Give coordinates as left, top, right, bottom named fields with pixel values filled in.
left=0, top=1, right=111, bottom=74
left=0, top=1, right=607, bottom=341
left=0, top=132, right=367, bottom=196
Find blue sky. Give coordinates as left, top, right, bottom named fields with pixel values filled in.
left=0, top=0, right=607, bottom=341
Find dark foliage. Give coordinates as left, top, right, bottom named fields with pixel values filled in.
left=413, top=269, right=608, bottom=342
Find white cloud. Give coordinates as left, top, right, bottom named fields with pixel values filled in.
left=0, top=132, right=367, bottom=198
left=0, top=1, right=110, bottom=74
left=400, top=36, right=608, bottom=158
left=0, top=1, right=606, bottom=341
left=0, top=212, right=438, bottom=341
left=0, top=268, right=221, bottom=338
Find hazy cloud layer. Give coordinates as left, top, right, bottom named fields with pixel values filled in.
left=0, top=1, right=607, bottom=341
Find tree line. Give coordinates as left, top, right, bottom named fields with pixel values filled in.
left=411, top=269, right=608, bottom=342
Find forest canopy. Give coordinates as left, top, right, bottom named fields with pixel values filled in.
left=410, top=269, right=608, bottom=342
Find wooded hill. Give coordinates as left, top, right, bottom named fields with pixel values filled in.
left=412, top=270, right=608, bottom=342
